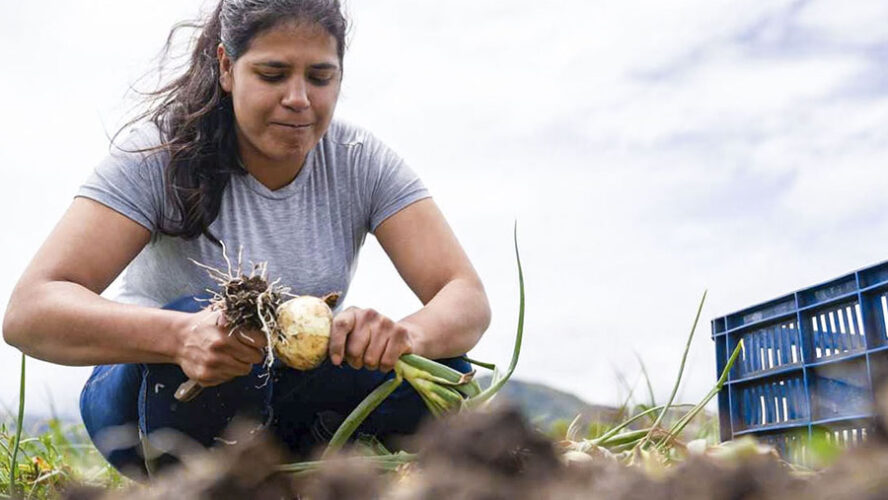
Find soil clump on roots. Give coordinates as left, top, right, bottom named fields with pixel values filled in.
left=191, top=245, right=290, bottom=368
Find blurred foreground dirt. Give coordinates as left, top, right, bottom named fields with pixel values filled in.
left=62, top=399, right=888, bottom=500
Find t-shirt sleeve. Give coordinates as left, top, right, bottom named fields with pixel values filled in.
left=75, top=126, right=167, bottom=233
left=361, top=136, right=431, bottom=233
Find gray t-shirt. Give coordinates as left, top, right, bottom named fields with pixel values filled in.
left=76, top=120, right=429, bottom=309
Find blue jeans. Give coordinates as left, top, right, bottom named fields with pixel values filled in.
left=79, top=295, right=470, bottom=478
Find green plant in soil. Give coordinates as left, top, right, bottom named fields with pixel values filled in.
left=2, top=354, right=127, bottom=499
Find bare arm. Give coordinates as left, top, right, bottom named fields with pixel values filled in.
left=328, top=198, right=491, bottom=370
left=377, top=198, right=490, bottom=359
left=2, top=198, right=263, bottom=385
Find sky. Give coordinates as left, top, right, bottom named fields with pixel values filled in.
left=1, top=0, right=887, bottom=420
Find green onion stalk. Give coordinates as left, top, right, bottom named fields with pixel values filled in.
left=653, top=340, right=744, bottom=453
left=633, top=291, right=707, bottom=452
left=9, top=354, right=26, bottom=497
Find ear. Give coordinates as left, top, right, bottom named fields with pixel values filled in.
left=217, top=43, right=233, bottom=93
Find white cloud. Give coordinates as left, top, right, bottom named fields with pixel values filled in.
left=796, top=0, right=888, bottom=46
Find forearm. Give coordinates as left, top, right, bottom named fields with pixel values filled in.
left=399, top=277, right=491, bottom=360
left=3, top=280, right=186, bottom=366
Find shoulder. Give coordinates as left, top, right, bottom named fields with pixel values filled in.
left=106, top=121, right=170, bottom=172
left=322, top=119, right=374, bottom=146
left=321, top=119, right=395, bottom=159
left=112, top=121, right=166, bottom=152
left=321, top=120, right=407, bottom=175
left=78, top=121, right=170, bottom=233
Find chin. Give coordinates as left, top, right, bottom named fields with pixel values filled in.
left=258, top=137, right=306, bottom=157
left=271, top=146, right=310, bottom=164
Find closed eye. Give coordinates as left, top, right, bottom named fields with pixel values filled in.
left=308, top=70, right=338, bottom=86
left=258, top=73, right=285, bottom=82
left=309, top=76, right=334, bottom=86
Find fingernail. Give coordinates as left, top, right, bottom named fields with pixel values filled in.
left=331, top=354, right=340, bottom=365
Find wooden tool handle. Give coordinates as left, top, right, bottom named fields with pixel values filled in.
left=175, top=379, right=204, bottom=402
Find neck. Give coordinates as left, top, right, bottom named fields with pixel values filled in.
left=235, top=130, right=307, bottom=191
left=238, top=153, right=306, bottom=191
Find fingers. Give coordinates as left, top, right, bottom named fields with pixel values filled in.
left=345, top=312, right=372, bottom=370
left=236, top=328, right=268, bottom=349
left=228, top=340, right=265, bottom=365
left=363, top=314, right=394, bottom=370
left=200, top=336, right=258, bottom=381
left=329, top=308, right=357, bottom=366
left=329, top=307, right=415, bottom=372
left=363, top=335, right=388, bottom=371
left=232, top=329, right=267, bottom=364
left=187, top=355, right=253, bottom=387
left=182, top=351, right=253, bottom=387
left=206, top=326, right=265, bottom=365
left=380, top=326, right=411, bottom=373
left=179, top=310, right=267, bottom=386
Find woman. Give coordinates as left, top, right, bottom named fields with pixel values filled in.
left=2, top=0, right=490, bottom=478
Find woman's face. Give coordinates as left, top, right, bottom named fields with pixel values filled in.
left=218, top=21, right=341, bottom=182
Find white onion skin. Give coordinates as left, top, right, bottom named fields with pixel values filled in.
left=274, top=296, right=334, bottom=370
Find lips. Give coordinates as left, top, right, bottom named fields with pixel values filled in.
left=271, top=121, right=313, bottom=129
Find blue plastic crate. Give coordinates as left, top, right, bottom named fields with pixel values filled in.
left=712, top=260, right=888, bottom=461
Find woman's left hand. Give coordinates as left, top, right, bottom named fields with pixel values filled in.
left=328, top=307, right=417, bottom=372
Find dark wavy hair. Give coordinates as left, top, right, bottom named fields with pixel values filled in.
left=119, top=0, right=347, bottom=244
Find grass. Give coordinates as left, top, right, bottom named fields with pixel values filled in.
left=1, top=418, right=128, bottom=499
left=546, top=292, right=728, bottom=451
left=1, top=355, right=126, bottom=499
left=635, top=290, right=707, bottom=451
left=544, top=291, right=745, bottom=466
left=8, top=354, right=25, bottom=497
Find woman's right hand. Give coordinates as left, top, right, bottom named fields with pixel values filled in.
left=174, top=309, right=268, bottom=387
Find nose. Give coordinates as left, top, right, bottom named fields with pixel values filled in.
left=282, top=77, right=310, bottom=110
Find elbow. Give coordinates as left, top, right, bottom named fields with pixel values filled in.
left=3, top=300, right=26, bottom=350
left=479, top=290, right=492, bottom=335
left=3, top=286, right=40, bottom=354
left=472, top=278, right=492, bottom=342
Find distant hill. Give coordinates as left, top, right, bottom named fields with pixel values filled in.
left=477, top=376, right=621, bottom=430
left=479, top=376, right=717, bottom=439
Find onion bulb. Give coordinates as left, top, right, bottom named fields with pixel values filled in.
left=274, top=295, right=335, bottom=370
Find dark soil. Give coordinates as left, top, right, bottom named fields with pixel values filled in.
left=66, top=395, right=888, bottom=500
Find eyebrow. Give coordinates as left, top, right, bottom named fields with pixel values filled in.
left=253, top=61, right=340, bottom=70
